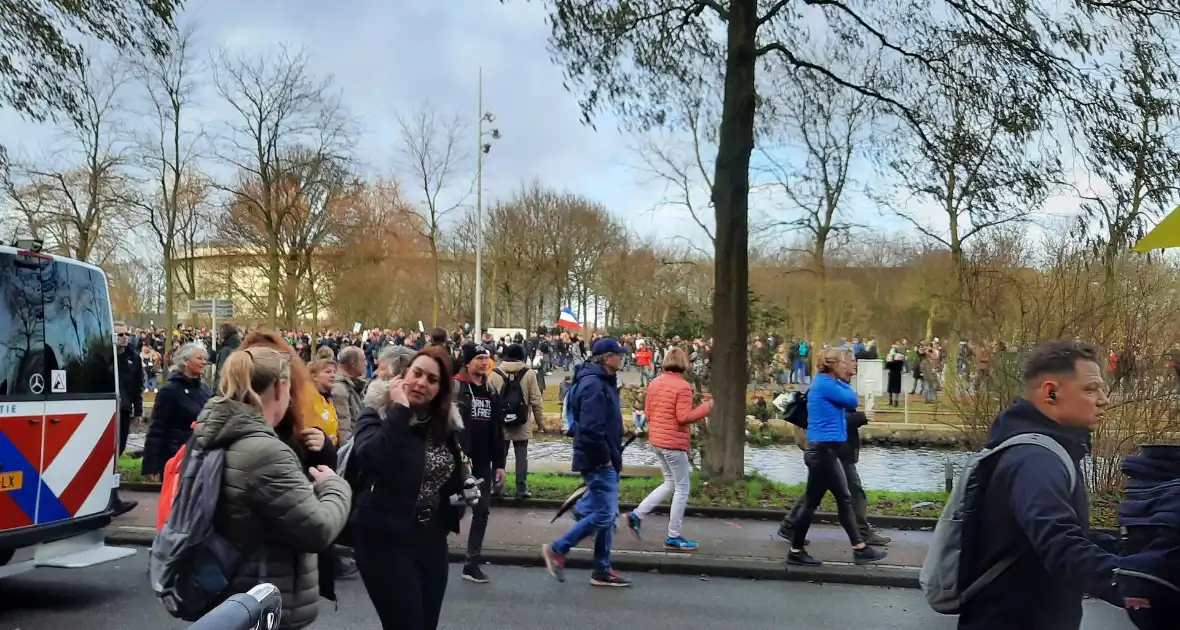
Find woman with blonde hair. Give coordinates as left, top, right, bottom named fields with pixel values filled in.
left=787, top=348, right=886, bottom=567
left=624, top=346, right=712, bottom=551
left=192, top=346, right=351, bottom=629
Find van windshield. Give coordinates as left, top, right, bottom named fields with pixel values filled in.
left=0, top=253, right=116, bottom=399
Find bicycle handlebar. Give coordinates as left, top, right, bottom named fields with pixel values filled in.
left=189, top=583, right=282, bottom=630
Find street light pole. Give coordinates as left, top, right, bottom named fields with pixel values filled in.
left=475, top=67, right=484, bottom=343
left=473, top=67, right=500, bottom=343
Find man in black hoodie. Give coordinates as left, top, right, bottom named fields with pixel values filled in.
left=958, top=340, right=1122, bottom=630
left=453, top=342, right=506, bottom=584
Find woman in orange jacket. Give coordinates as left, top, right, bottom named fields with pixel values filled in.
left=623, top=347, right=712, bottom=551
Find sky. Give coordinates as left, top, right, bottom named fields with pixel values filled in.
left=0, top=0, right=1094, bottom=252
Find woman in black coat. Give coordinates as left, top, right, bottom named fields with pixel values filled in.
left=141, top=343, right=213, bottom=478
left=884, top=344, right=905, bottom=407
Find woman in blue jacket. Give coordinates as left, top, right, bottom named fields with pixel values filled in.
left=788, top=349, right=888, bottom=567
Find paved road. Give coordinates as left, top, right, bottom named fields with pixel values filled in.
left=0, top=552, right=1132, bottom=630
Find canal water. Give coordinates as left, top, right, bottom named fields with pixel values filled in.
left=524, top=439, right=972, bottom=492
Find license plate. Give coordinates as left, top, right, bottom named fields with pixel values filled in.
left=0, top=471, right=23, bottom=492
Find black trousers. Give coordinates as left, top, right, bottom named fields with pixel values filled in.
left=355, top=523, right=450, bottom=630
left=784, top=457, right=871, bottom=540
left=465, top=461, right=493, bottom=567
left=790, top=442, right=862, bottom=549
left=503, top=440, right=529, bottom=493
left=118, top=406, right=133, bottom=457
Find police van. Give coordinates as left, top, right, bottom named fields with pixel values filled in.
left=0, top=241, right=136, bottom=578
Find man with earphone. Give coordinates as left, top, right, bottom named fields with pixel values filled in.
left=956, top=340, right=1122, bottom=630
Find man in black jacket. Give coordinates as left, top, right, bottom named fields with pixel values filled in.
left=958, top=340, right=1121, bottom=630
left=453, top=342, right=506, bottom=584
left=114, top=324, right=143, bottom=514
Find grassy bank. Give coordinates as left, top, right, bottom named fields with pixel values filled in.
left=115, top=459, right=1120, bottom=527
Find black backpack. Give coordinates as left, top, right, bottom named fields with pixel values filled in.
left=494, top=367, right=530, bottom=427
left=150, top=439, right=251, bottom=621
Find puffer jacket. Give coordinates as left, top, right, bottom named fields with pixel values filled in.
left=331, top=369, right=365, bottom=444
left=644, top=372, right=709, bottom=452
left=490, top=361, right=546, bottom=441
left=193, top=398, right=351, bottom=630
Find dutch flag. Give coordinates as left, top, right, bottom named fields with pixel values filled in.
left=558, top=307, right=582, bottom=330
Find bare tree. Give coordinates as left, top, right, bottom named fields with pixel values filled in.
left=210, top=44, right=354, bottom=328
left=631, top=92, right=716, bottom=256
left=758, top=63, right=877, bottom=348
left=127, top=24, right=206, bottom=357
left=395, top=106, right=472, bottom=326
left=276, top=149, right=354, bottom=330
left=18, top=50, right=132, bottom=263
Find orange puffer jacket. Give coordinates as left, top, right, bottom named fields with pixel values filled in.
left=644, top=372, right=710, bottom=452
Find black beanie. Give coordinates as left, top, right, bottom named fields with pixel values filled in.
left=503, top=343, right=526, bottom=362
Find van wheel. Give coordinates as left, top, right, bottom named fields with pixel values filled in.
left=0, top=548, right=13, bottom=566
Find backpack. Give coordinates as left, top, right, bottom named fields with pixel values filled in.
left=156, top=422, right=199, bottom=532
left=562, top=382, right=581, bottom=437
left=149, top=438, right=252, bottom=621
left=494, top=367, right=529, bottom=427
left=920, top=433, right=1077, bottom=614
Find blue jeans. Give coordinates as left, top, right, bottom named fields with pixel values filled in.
left=553, top=467, right=618, bottom=572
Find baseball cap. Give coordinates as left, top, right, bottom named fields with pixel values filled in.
left=591, top=337, right=626, bottom=357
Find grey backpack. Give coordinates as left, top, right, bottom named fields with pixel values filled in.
left=920, top=433, right=1077, bottom=614
left=149, top=440, right=248, bottom=621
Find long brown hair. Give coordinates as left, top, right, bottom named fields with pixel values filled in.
left=413, top=345, right=455, bottom=439
left=240, top=330, right=312, bottom=441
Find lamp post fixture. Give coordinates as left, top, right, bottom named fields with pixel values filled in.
left=474, top=66, right=500, bottom=342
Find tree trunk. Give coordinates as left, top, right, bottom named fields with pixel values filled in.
left=163, top=251, right=175, bottom=360
left=704, top=0, right=757, bottom=482
left=430, top=236, right=441, bottom=326
left=266, top=244, right=281, bottom=329
left=809, top=241, right=828, bottom=370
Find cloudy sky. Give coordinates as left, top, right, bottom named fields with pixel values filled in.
left=2, top=0, right=1089, bottom=250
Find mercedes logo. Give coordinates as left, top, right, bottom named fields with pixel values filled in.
left=29, top=374, right=44, bottom=395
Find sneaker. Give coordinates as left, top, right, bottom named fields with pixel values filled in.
left=462, top=565, right=489, bottom=583
left=590, top=569, right=632, bottom=587
left=541, top=544, right=566, bottom=583
left=863, top=531, right=892, bottom=547
left=776, top=522, right=809, bottom=546
left=516, top=490, right=533, bottom=500
left=787, top=550, right=822, bottom=566
left=664, top=536, right=698, bottom=552
left=853, top=546, right=888, bottom=565
left=625, top=512, right=643, bottom=539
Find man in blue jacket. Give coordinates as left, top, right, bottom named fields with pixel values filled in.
left=542, top=337, right=630, bottom=587
left=958, top=340, right=1122, bottom=629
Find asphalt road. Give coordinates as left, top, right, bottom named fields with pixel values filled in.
left=0, top=551, right=1134, bottom=630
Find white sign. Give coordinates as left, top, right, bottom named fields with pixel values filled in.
left=418, top=320, right=425, bottom=333
left=50, top=370, right=67, bottom=393
left=352, top=322, right=363, bottom=334
left=854, top=359, right=885, bottom=397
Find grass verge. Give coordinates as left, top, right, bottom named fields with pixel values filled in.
left=116, top=459, right=1119, bottom=527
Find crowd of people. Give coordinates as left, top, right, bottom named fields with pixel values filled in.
left=112, top=318, right=1174, bottom=630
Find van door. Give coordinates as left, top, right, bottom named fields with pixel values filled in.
left=0, top=251, right=48, bottom=532
left=39, top=259, right=119, bottom=524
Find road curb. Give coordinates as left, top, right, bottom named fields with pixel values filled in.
left=117, top=482, right=940, bottom=531
left=102, top=526, right=919, bottom=589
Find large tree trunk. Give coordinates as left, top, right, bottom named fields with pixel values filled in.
left=704, top=0, right=757, bottom=482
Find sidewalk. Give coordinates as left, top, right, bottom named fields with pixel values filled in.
left=106, top=490, right=926, bottom=588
